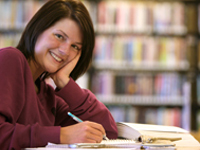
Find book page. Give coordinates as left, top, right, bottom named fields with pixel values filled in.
left=118, top=122, right=188, bottom=133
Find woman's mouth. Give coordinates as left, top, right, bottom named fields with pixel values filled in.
left=50, top=52, right=63, bottom=62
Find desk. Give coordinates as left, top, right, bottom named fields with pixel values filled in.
left=24, top=146, right=200, bottom=150
left=23, top=141, right=200, bottom=150
left=176, top=147, right=200, bottom=150
left=24, top=132, right=200, bottom=150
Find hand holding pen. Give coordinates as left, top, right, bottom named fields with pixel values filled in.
left=68, top=112, right=109, bottom=141
left=59, top=112, right=109, bottom=144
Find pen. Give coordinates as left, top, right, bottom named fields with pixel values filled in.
left=67, top=112, right=109, bottom=141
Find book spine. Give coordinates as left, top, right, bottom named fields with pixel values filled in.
left=0, top=1, right=45, bottom=48
left=92, top=73, right=183, bottom=98
left=108, top=105, right=182, bottom=127
left=96, top=1, right=186, bottom=34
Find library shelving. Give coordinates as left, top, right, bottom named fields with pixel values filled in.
left=88, top=0, right=200, bottom=131
left=0, top=0, right=200, bottom=131
left=0, top=1, right=45, bottom=48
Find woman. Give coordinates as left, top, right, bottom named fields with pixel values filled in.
left=0, top=0, right=118, bottom=149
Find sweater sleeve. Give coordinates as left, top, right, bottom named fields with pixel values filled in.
left=0, top=48, right=60, bottom=150
left=55, top=78, right=118, bottom=139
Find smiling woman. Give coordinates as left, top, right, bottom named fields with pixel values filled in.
left=17, top=0, right=94, bottom=81
left=0, top=0, right=118, bottom=150
left=33, top=18, right=82, bottom=79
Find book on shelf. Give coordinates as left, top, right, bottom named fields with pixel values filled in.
left=0, top=1, right=44, bottom=30
left=96, top=1, right=186, bottom=34
left=94, top=35, right=188, bottom=69
left=92, top=72, right=183, bottom=98
left=107, top=105, right=182, bottom=127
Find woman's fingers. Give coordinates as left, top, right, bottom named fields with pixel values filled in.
left=51, top=51, right=81, bottom=89
left=60, top=121, right=106, bottom=144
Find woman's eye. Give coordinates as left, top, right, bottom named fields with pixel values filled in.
left=55, top=34, right=64, bottom=40
left=72, top=45, right=79, bottom=50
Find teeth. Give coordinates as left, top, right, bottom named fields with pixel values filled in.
left=50, top=52, right=62, bottom=62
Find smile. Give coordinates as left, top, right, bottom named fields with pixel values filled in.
left=50, top=52, right=62, bottom=62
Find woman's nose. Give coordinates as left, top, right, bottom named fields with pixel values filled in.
left=59, top=42, right=71, bottom=56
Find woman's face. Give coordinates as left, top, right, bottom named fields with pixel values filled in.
left=34, top=18, right=83, bottom=74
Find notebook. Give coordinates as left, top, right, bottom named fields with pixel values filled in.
left=46, top=139, right=176, bottom=149
left=46, top=140, right=141, bottom=148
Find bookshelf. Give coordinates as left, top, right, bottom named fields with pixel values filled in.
left=0, top=1, right=45, bottom=48
left=0, top=0, right=199, bottom=131
left=88, top=0, right=200, bottom=131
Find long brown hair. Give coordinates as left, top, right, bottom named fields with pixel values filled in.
left=16, top=0, right=95, bottom=81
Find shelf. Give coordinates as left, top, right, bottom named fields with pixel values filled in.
left=95, top=28, right=187, bottom=36
left=96, top=94, right=183, bottom=106
left=93, top=61, right=189, bottom=72
left=0, top=28, right=23, bottom=33
left=95, top=30, right=188, bottom=37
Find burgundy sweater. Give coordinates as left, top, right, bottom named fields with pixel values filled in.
left=0, top=47, right=118, bottom=150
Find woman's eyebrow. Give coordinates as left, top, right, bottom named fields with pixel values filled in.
left=75, top=42, right=83, bottom=46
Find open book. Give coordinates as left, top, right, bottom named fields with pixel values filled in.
left=117, top=122, right=187, bottom=140
left=116, top=122, right=200, bottom=147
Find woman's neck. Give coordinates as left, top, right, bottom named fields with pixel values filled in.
left=29, top=60, right=43, bottom=82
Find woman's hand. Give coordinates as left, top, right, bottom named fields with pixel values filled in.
left=60, top=121, right=106, bottom=144
left=51, top=52, right=81, bottom=89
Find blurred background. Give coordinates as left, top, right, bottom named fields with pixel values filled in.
left=0, top=0, right=200, bottom=141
